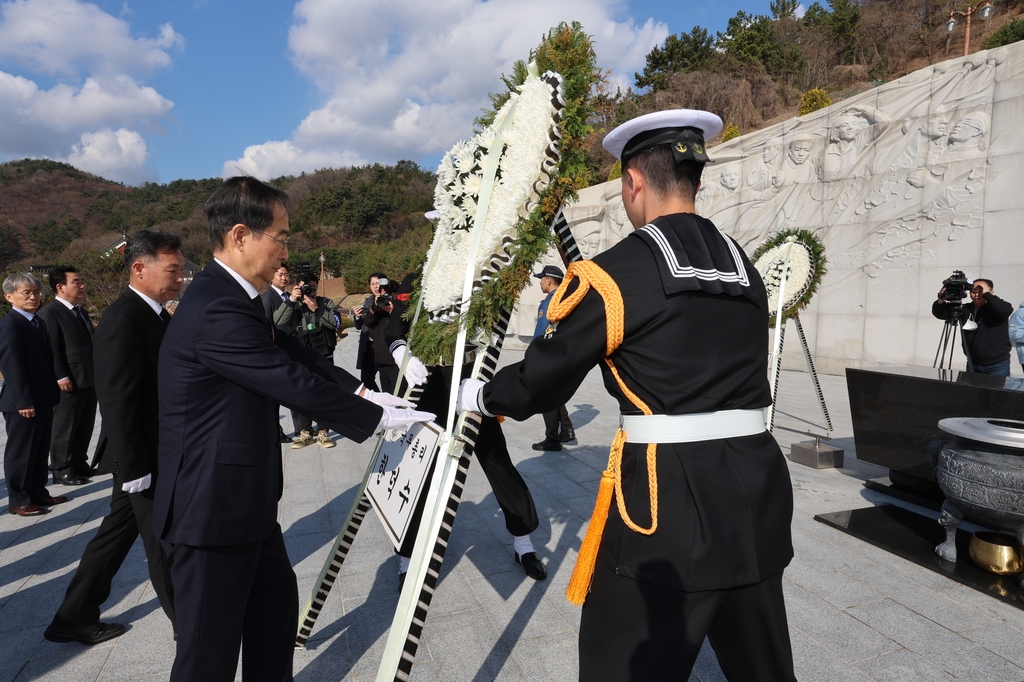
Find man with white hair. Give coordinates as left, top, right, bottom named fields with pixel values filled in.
left=0, top=273, right=65, bottom=516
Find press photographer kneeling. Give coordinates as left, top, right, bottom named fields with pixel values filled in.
left=274, top=265, right=341, bottom=447
left=932, top=272, right=1013, bottom=376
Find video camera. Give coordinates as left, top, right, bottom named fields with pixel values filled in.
left=939, top=270, right=971, bottom=304
left=299, top=262, right=317, bottom=299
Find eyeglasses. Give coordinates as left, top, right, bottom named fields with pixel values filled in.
left=259, top=231, right=290, bottom=247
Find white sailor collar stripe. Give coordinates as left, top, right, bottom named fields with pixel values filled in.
left=639, top=223, right=750, bottom=286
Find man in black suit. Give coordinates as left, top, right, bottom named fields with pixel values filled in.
left=45, top=229, right=184, bottom=646
left=261, top=263, right=291, bottom=321
left=1, top=273, right=65, bottom=516
left=155, top=176, right=433, bottom=682
left=37, top=265, right=97, bottom=486
left=260, top=264, right=293, bottom=443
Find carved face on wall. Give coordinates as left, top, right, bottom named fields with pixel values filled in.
left=949, top=114, right=987, bottom=145
left=762, top=142, right=782, bottom=164
left=788, top=139, right=813, bottom=165
left=927, top=114, right=949, bottom=139
left=720, top=169, right=740, bottom=191
left=577, top=227, right=602, bottom=259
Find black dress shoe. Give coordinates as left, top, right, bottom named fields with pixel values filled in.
left=44, top=622, right=125, bottom=645
left=54, top=472, right=89, bottom=486
left=73, top=466, right=99, bottom=478
left=515, top=551, right=547, bottom=581
left=532, top=439, right=561, bottom=451
left=8, top=504, right=48, bottom=516
left=559, top=428, right=577, bottom=444
left=34, top=495, right=69, bottom=506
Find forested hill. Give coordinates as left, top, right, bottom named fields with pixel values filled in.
left=0, top=159, right=437, bottom=314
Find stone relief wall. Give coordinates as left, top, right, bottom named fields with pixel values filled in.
left=506, top=43, right=1024, bottom=376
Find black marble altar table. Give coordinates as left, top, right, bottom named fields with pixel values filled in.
left=846, top=365, right=1024, bottom=498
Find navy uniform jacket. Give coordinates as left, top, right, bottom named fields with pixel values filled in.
left=90, top=289, right=168, bottom=482
left=37, top=300, right=94, bottom=389
left=154, top=260, right=383, bottom=548
left=484, top=214, right=794, bottom=592
left=0, top=311, right=60, bottom=413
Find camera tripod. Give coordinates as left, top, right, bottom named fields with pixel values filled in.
left=933, top=306, right=975, bottom=373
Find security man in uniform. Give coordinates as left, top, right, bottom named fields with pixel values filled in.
left=460, top=109, right=796, bottom=681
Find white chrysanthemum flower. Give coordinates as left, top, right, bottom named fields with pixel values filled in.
left=439, top=154, right=457, bottom=186
left=454, top=145, right=478, bottom=175
left=755, top=242, right=813, bottom=312
left=463, top=173, right=482, bottom=197
left=474, top=129, right=496, bottom=151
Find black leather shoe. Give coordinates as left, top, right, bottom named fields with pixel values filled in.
left=44, top=622, right=126, bottom=645
left=559, top=428, right=576, bottom=444
left=515, top=551, right=547, bottom=580
left=53, top=472, right=89, bottom=486
left=531, top=439, right=561, bottom=451
left=73, top=466, right=99, bottom=478
left=34, top=495, right=69, bottom=506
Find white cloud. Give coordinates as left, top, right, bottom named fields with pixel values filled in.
left=0, top=0, right=178, bottom=184
left=223, top=0, right=667, bottom=179
left=0, top=0, right=182, bottom=77
left=225, top=140, right=365, bottom=180
left=67, top=128, right=156, bottom=184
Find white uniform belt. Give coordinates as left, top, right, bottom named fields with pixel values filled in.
left=620, top=409, right=767, bottom=444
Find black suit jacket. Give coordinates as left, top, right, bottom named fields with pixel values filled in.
left=91, top=289, right=168, bottom=482
left=260, top=286, right=289, bottom=322
left=0, top=310, right=60, bottom=413
left=37, top=300, right=95, bottom=389
left=154, top=260, right=382, bottom=547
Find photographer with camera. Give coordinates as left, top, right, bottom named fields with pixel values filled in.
left=363, top=277, right=412, bottom=393
left=274, top=265, right=341, bottom=447
left=352, top=272, right=386, bottom=391
left=932, top=273, right=1014, bottom=376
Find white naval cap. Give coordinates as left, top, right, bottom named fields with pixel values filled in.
left=603, top=109, right=723, bottom=165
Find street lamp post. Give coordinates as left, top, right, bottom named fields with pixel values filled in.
left=946, top=2, right=996, bottom=57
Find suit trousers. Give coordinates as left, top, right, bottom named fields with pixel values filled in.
left=359, top=340, right=379, bottom=391
left=166, top=524, right=298, bottom=682
left=49, top=386, right=97, bottom=474
left=52, top=483, right=175, bottom=630
left=542, top=405, right=573, bottom=441
left=4, top=409, right=54, bottom=507
left=579, top=564, right=796, bottom=682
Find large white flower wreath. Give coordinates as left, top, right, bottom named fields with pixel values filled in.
left=422, top=66, right=563, bottom=322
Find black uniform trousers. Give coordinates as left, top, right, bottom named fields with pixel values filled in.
left=165, top=524, right=297, bottom=682
left=359, top=338, right=379, bottom=391
left=579, top=564, right=796, bottom=682
left=4, top=409, right=54, bottom=507
left=398, top=366, right=539, bottom=558
left=542, top=404, right=573, bottom=441
left=49, top=386, right=97, bottom=475
left=52, top=483, right=176, bottom=629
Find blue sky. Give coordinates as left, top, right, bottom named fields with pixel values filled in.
left=0, top=0, right=773, bottom=184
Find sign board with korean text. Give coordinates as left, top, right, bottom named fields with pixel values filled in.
left=366, top=421, right=443, bottom=550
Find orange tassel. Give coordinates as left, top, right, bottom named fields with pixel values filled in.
left=566, top=468, right=615, bottom=605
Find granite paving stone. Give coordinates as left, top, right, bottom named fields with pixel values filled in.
left=3, top=339, right=1023, bottom=680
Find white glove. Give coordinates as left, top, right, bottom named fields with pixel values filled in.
left=122, top=473, right=152, bottom=494
left=392, top=345, right=429, bottom=387
left=359, top=386, right=416, bottom=409
left=457, top=378, right=493, bottom=417
left=377, top=406, right=436, bottom=431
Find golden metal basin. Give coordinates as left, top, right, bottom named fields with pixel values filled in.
left=969, top=532, right=1024, bottom=575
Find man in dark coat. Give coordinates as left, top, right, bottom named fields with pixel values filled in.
left=46, top=229, right=185, bottom=646
left=154, top=176, right=432, bottom=682
left=37, top=265, right=97, bottom=485
left=0, top=273, right=64, bottom=516
left=352, top=272, right=386, bottom=391
left=260, top=264, right=294, bottom=443
left=460, top=110, right=796, bottom=681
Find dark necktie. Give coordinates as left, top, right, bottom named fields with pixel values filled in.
left=74, top=306, right=91, bottom=335
left=160, top=309, right=172, bottom=324
left=31, top=316, right=49, bottom=342
left=281, top=290, right=289, bottom=303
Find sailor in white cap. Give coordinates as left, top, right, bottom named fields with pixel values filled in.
left=460, top=109, right=796, bottom=681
